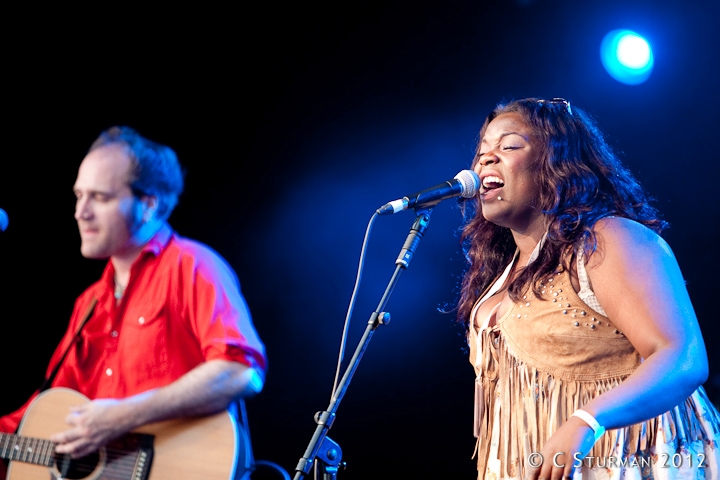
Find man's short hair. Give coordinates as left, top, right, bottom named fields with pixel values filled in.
left=89, top=126, right=185, bottom=221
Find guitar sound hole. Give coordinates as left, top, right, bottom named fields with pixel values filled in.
left=53, top=451, right=100, bottom=479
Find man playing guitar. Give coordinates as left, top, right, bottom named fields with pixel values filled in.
left=0, top=126, right=267, bottom=480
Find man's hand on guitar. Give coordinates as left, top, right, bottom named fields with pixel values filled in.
left=50, top=398, right=133, bottom=458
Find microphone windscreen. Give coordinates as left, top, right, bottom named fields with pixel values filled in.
left=454, top=170, right=480, bottom=198
left=0, top=208, right=8, bottom=232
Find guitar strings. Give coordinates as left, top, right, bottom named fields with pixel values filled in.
left=61, top=446, right=150, bottom=476
left=8, top=444, right=152, bottom=477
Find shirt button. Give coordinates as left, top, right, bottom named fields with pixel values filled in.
left=105, top=368, right=113, bottom=376
left=111, top=331, right=118, bottom=337
left=138, top=316, right=145, bottom=325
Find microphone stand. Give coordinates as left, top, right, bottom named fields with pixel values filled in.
left=293, top=206, right=434, bottom=480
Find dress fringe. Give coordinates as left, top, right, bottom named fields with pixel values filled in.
left=473, top=328, right=720, bottom=479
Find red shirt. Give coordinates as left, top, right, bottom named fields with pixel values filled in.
left=0, top=223, right=266, bottom=433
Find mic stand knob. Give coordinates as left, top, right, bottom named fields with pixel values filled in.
left=312, top=436, right=344, bottom=480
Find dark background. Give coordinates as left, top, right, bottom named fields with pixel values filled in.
left=1, top=0, right=718, bottom=478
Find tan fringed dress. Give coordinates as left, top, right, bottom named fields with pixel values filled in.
left=468, top=253, right=720, bottom=480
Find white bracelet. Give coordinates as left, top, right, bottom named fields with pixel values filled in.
left=571, top=409, right=606, bottom=443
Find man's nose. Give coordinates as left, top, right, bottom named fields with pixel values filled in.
left=75, top=199, right=91, bottom=221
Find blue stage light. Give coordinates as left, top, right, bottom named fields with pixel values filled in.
left=600, top=29, right=654, bottom=85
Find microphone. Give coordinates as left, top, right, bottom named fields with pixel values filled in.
left=0, top=208, right=7, bottom=232
left=376, top=169, right=480, bottom=215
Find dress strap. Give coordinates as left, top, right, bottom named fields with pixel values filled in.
left=469, top=230, right=549, bottom=329
left=527, top=230, right=547, bottom=265
left=477, top=252, right=517, bottom=306
left=576, top=246, right=607, bottom=316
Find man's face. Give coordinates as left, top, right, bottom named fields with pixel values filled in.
left=73, top=144, right=139, bottom=259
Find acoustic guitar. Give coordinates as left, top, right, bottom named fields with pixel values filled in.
left=1, top=387, right=248, bottom=480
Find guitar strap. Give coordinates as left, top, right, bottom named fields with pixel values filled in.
left=37, top=297, right=98, bottom=393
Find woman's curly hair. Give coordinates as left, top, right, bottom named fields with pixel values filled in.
left=455, top=98, right=667, bottom=329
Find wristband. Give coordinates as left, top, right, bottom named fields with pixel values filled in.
left=571, top=409, right=606, bottom=443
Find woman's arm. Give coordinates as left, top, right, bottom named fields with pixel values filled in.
left=529, top=216, right=708, bottom=479
left=581, top=216, right=708, bottom=425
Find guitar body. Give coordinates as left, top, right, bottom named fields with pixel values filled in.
left=5, top=387, right=243, bottom=480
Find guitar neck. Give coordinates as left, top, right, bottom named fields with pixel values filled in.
left=0, top=432, right=55, bottom=467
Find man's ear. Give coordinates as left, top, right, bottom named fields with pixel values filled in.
left=141, top=195, right=159, bottom=223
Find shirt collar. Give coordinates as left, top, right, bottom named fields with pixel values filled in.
left=99, top=222, right=174, bottom=289
left=142, top=222, right=173, bottom=256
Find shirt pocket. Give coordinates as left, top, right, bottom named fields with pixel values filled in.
left=121, top=302, right=170, bottom=385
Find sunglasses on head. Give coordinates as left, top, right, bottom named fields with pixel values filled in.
left=537, top=97, right=572, bottom=115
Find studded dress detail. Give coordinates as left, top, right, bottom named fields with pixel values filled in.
left=468, top=250, right=720, bottom=480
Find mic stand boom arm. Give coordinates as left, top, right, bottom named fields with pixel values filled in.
left=293, top=207, right=434, bottom=480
